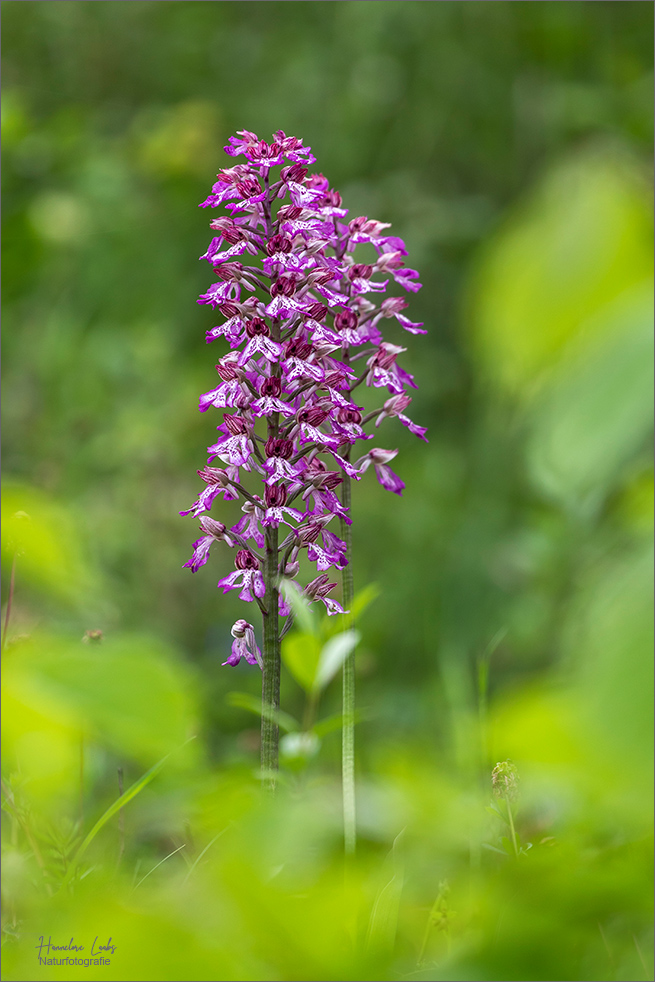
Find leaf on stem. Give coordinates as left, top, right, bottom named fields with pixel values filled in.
left=313, top=629, right=361, bottom=692
left=278, top=578, right=318, bottom=636
left=281, top=632, right=322, bottom=693
left=226, top=691, right=299, bottom=732
left=312, top=706, right=373, bottom=738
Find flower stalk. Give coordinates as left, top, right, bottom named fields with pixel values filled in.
left=261, top=525, right=280, bottom=788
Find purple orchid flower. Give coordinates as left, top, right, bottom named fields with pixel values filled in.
left=182, top=130, right=425, bottom=668
left=223, top=619, right=263, bottom=668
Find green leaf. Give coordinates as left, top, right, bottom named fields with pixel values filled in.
left=278, top=579, right=318, bottom=636
left=351, top=583, right=381, bottom=620
left=527, top=283, right=654, bottom=512
left=481, top=842, right=507, bottom=856
left=313, top=630, right=360, bottom=692
left=281, top=632, right=322, bottom=693
left=5, top=635, right=197, bottom=766
left=279, top=731, right=320, bottom=761
left=320, top=583, right=380, bottom=638
left=469, top=153, right=653, bottom=393
left=226, top=691, right=299, bottom=733
left=312, top=707, right=372, bottom=738
left=366, top=829, right=405, bottom=953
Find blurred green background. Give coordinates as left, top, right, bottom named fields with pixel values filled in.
left=2, top=3, right=653, bottom=981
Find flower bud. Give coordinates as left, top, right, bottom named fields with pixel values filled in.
left=297, top=406, right=329, bottom=427
left=379, top=296, right=407, bottom=316
left=295, top=520, right=324, bottom=545
left=367, top=447, right=399, bottom=465
left=323, top=189, right=342, bottom=208
left=199, top=517, right=229, bottom=539
left=216, top=362, right=239, bottom=381
left=214, top=262, right=244, bottom=281
left=324, top=370, right=349, bottom=390
left=218, top=302, right=240, bottom=318
left=209, top=218, right=244, bottom=243
left=236, top=179, right=261, bottom=198
left=383, top=393, right=412, bottom=415
left=281, top=163, right=308, bottom=183
left=277, top=204, right=303, bottom=221
left=197, top=466, right=230, bottom=486
left=373, top=341, right=406, bottom=369
left=284, top=337, right=313, bottom=360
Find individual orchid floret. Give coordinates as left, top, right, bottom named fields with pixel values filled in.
left=223, top=619, right=263, bottom=669
left=231, top=499, right=265, bottom=549
left=217, top=549, right=266, bottom=602
left=207, top=413, right=254, bottom=468
left=366, top=343, right=415, bottom=395
left=374, top=394, right=428, bottom=442
left=261, top=483, right=304, bottom=529
left=294, top=517, right=348, bottom=571
left=355, top=448, right=405, bottom=496
left=184, top=517, right=235, bottom=572
left=304, top=574, right=348, bottom=616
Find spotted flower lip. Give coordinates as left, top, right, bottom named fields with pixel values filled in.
left=183, top=129, right=425, bottom=666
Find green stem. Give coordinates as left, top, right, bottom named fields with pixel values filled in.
left=506, top=797, right=518, bottom=857
left=261, top=525, right=280, bottom=790
left=258, top=191, right=282, bottom=788
left=340, top=473, right=356, bottom=855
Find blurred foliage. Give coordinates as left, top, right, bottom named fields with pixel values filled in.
left=1, top=2, right=653, bottom=980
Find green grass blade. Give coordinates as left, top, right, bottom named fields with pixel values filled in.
left=60, top=739, right=193, bottom=890
left=133, top=843, right=186, bottom=890
left=183, top=826, right=230, bottom=884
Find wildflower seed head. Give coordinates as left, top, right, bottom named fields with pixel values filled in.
left=492, top=760, right=520, bottom=801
